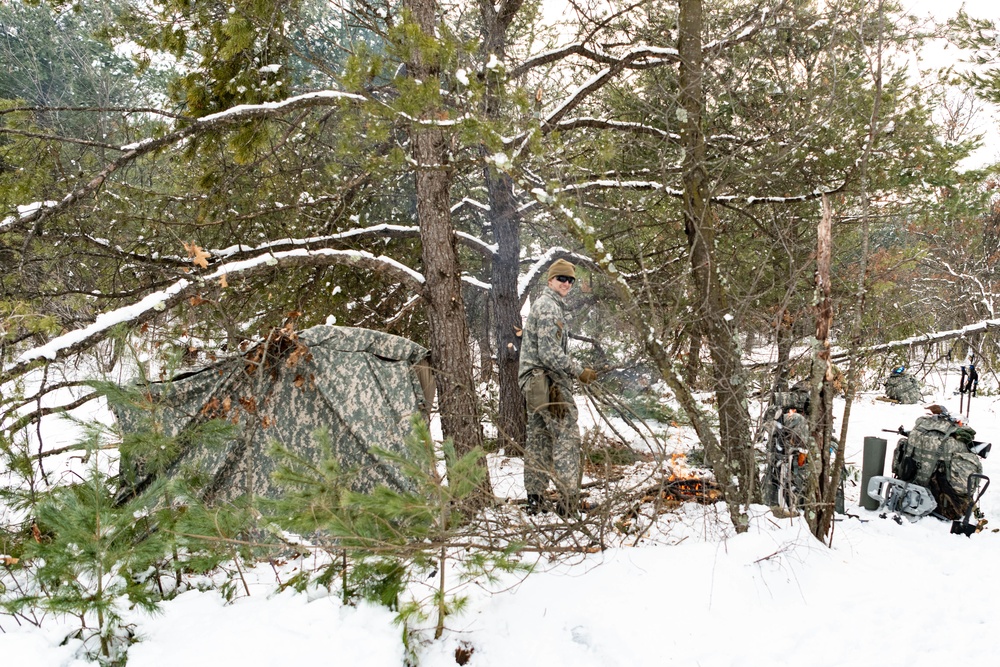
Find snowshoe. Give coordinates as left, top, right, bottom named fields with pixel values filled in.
left=866, top=476, right=937, bottom=520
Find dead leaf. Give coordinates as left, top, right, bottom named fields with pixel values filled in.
left=2, top=556, right=19, bottom=566
left=183, top=241, right=211, bottom=269
left=219, top=273, right=229, bottom=288
left=189, top=295, right=208, bottom=307
left=31, top=523, right=41, bottom=543
left=200, top=396, right=221, bottom=417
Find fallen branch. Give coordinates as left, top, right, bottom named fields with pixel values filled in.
left=828, top=317, right=1000, bottom=364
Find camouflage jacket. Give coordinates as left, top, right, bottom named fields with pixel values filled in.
left=518, top=286, right=583, bottom=388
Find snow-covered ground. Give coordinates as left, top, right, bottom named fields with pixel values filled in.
left=3, top=369, right=1000, bottom=667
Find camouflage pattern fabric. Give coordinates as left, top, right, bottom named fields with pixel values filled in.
left=884, top=373, right=921, bottom=404
left=523, top=380, right=581, bottom=503
left=518, top=286, right=584, bottom=504
left=763, top=411, right=809, bottom=508
left=763, top=411, right=846, bottom=512
left=771, top=390, right=809, bottom=415
left=518, top=288, right=583, bottom=388
left=892, top=415, right=982, bottom=491
left=113, top=326, right=432, bottom=504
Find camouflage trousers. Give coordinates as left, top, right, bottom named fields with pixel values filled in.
left=523, top=380, right=581, bottom=502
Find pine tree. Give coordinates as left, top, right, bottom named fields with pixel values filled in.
left=268, top=415, right=524, bottom=646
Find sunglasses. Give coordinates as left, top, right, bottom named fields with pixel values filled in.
left=555, top=275, right=575, bottom=284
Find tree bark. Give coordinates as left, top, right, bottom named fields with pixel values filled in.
left=773, top=310, right=794, bottom=393
left=678, top=0, right=756, bottom=531
left=684, top=331, right=702, bottom=389
left=831, top=0, right=886, bottom=543
left=404, top=0, right=487, bottom=469
left=807, top=195, right=836, bottom=538
left=479, top=0, right=527, bottom=455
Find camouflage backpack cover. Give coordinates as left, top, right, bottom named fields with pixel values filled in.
left=770, top=380, right=812, bottom=418
left=892, top=415, right=982, bottom=519
left=763, top=411, right=810, bottom=509
left=884, top=372, right=921, bottom=404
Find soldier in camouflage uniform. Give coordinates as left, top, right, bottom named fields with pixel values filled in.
left=518, top=259, right=597, bottom=517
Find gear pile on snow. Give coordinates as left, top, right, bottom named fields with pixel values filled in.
left=868, top=405, right=991, bottom=535
left=883, top=366, right=921, bottom=404
left=891, top=414, right=984, bottom=519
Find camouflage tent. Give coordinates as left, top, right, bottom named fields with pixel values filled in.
left=113, top=326, right=434, bottom=504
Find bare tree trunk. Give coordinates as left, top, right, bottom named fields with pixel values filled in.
left=477, top=293, right=494, bottom=384
left=684, top=331, right=702, bottom=388
left=678, top=0, right=756, bottom=531
left=807, top=195, right=836, bottom=537
left=486, top=170, right=526, bottom=454
left=479, top=0, right=527, bottom=455
left=833, top=0, right=886, bottom=543
left=404, top=0, right=487, bottom=471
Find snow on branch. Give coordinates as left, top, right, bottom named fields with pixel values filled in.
left=1, top=201, right=58, bottom=232
left=2, top=248, right=424, bottom=385
left=1, top=91, right=372, bottom=236
left=553, top=117, right=679, bottom=140
left=211, top=224, right=423, bottom=258
left=12, top=279, right=192, bottom=367
left=462, top=274, right=492, bottom=290
left=541, top=67, right=615, bottom=130
left=556, top=179, right=685, bottom=197
left=552, top=177, right=847, bottom=205
left=451, top=197, right=491, bottom=214
left=210, top=223, right=497, bottom=262
left=455, top=231, right=498, bottom=257
left=511, top=43, right=679, bottom=79
left=193, top=90, right=366, bottom=125
left=829, top=318, right=1000, bottom=365
left=734, top=183, right=849, bottom=205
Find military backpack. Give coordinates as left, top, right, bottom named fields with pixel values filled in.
left=892, top=415, right=982, bottom=520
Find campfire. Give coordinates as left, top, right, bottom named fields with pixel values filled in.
left=655, top=452, right=719, bottom=502
left=615, top=454, right=721, bottom=534
left=633, top=475, right=721, bottom=507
